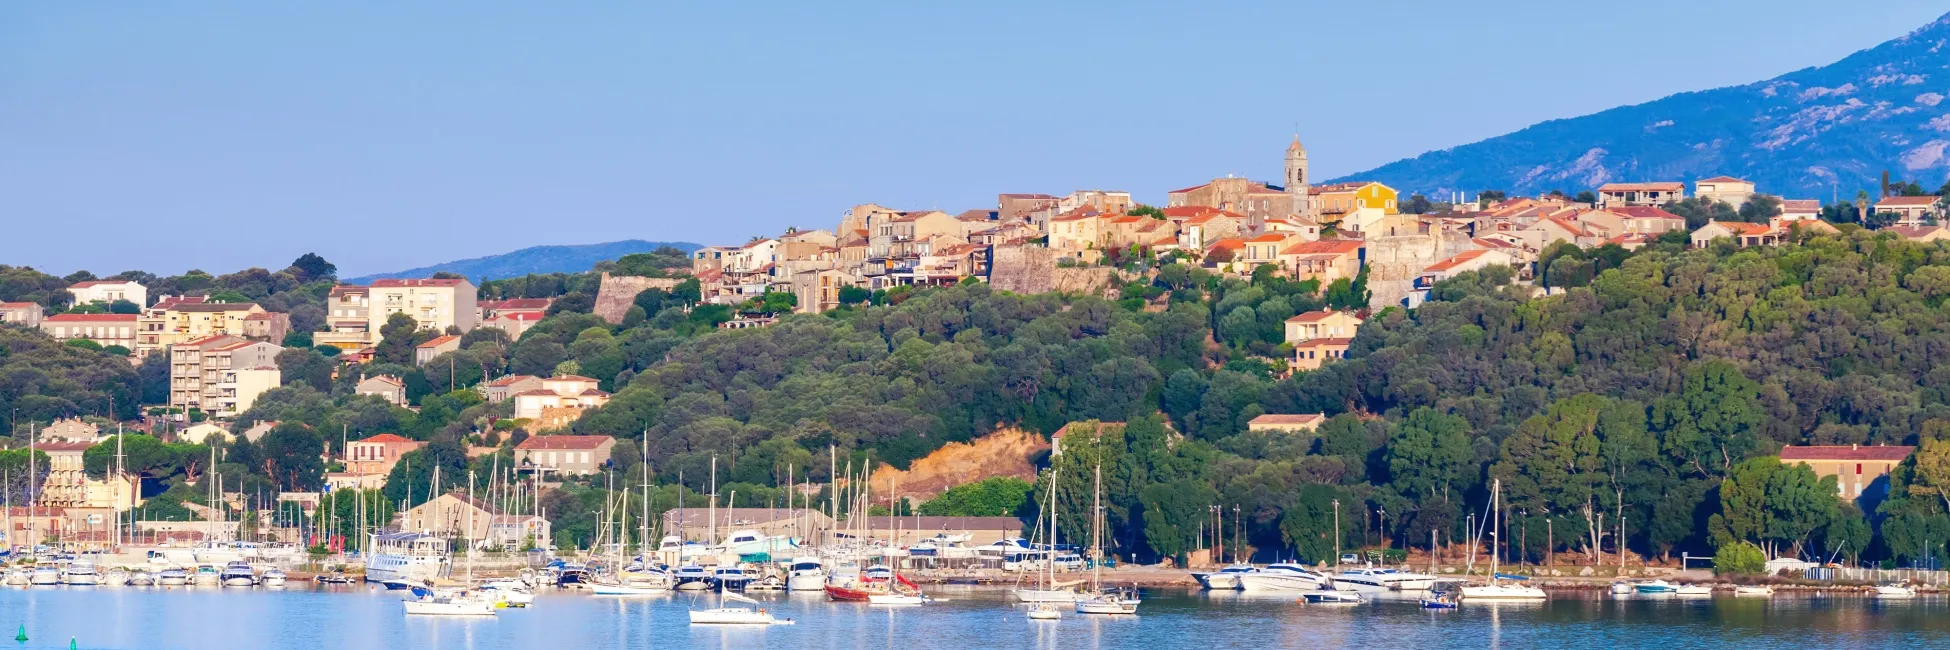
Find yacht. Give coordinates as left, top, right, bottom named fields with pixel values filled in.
left=1734, top=585, right=1774, bottom=597
left=366, top=532, right=452, bottom=585
left=193, top=565, right=222, bottom=586
left=479, top=579, right=536, bottom=607
left=220, top=561, right=257, bottom=587
left=1074, top=587, right=1141, bottom=614
left=4, top=568, right=29, bottom=586
left=672, top=565, right=713, bottom=591
left=785, top=557, right=827, bottom=591
left=402, top=586, right=499, bottom=616
left=29, top=565, right=63, bottom=586
left=104, top=566, right=129, bottom=587
left=1301, top=589, right=1364, bottom=604
left=691, top=590, right=789, bottom=625
left=708, top=566, right=754, bottom=591
left=1193, top=564, right=1255, bottom=590
left=259, top=568, right=288, bottom=587
left=1235, top=563, right=1330, bottom=592
left=61, top=560, right=102, bottom=586
left=127, top=571, right=156, bottom=587
left=1458, top=480, right=1548, bottom=602
left=1876, top=583, right=1917, bottom=598
left=1675, top=584, right=1712, bottom=597
left=1332, top=567, right=1438, bottom=592
left=720, top=530, right=798, bottom=558
left=156, top=567, right=190, bottom=586
left=1634, top=580, right=1678, bottom=595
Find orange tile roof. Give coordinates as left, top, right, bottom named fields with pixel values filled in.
left=372, top=278, right=468, bottom=287
left=516, top=434, right=615, bottom=450
left=1778, top=445, right=1913, bottom=462
left=1278, top=240, right=1363, bottom=256
left=1424, top=250, right=1493, bottom=273
left=1597, top=182, right=1684, bottom=192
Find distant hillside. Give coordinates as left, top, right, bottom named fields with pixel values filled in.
left=1337, top=11, right=1950, bottom=199
left=345, top=240, right=701, bottom=284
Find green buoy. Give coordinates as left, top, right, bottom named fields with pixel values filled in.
left=68, top=637, right=75, bottom=650
left=13, top=624, right=24, bottom=642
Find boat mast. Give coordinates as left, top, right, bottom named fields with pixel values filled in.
left=708, top=454, right=717, bottom=547
left=1488, top=478, right=1500, bottom=582
left=1047, top=465, right=1058, bottom=592
left=1091, top=464, right=1102, bottom=594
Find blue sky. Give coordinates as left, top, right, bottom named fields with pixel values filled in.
left=4, top=1, right=1947, bottom=276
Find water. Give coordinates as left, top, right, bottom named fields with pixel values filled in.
left=3, top=586, right=1949, bottom=649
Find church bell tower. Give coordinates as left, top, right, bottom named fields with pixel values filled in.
left=1285, top=135, right=1310, bottom=217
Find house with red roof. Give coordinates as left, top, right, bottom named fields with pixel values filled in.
left=1875, top=195, right=1942, bottom=227
left=414, top=334, right=461, bottom=366
left=1284, top=310, right=1362, bottom=344
left=345, top=433, right=427, bottom=476
left=1409, top=249, right=1518, bottom=307
left=0, top=302, right=45, bottom=328
left=1274, top=239, right=1365, bottom=284
left=40, top=313, right=137, bottom=351
left=1292, top=337, right=1353, bottom=371
left=1595, top=182, right=1685, bottom=209
left=514, top=375, right=612, bottom=431
left=516, top=435, right=618, bottom=476
left=1247, top=413, right=1326, bottom=432
left=1690, top=220, right=1783, bottom=248
left=1779, top=444, right=1914, bottom=499
left=1694, top=176, right=1755, bottom=209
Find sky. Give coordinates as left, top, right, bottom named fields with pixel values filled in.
left=5, top=1, right=1948, bottom=277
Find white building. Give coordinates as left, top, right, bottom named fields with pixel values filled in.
left=67, top=280, right=148, bottom=308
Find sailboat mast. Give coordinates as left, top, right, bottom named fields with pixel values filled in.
left=708, top=455, right=717, bottom=546
left=1092, top=464, right=1102, bottom=591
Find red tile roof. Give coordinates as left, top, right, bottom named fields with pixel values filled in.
left=1294, top=337, right=1354, bottom=348
left=36, top=441, right=95, bottom=452
left=1598, top=182, right=1684, bottom=192
left=1778, top=445, right=1914, bottom=462
left=1168, top=183, right=1211, bottom=195
left=1424, top=250, right=1495, bottom=273
left=328, top=285, right=368, bottom=297
left=417, top=335, right=460, bottom=348
left=516, top=434, right=615, bottom=450
left=1779, top=199, right=1822, bottom=212
left=1877, top=195, right=1940, bottom=207
left=1250, top=414, right=1324, bottom=426
left=486, top=375, right=540, bottom=387
left=357, top=433, right=415, bottom=444
left=43, top=313, right=136, bottom=322
left=1696, top=176, right=1750, bottom=184
left=550, top=374, right=599, bottom=382
left=1604, top=206, right=1685, bottom=221
left=1285, top=310, right=1351, bottom=324
left=1279, top=240, right=1363, bottom=256
left=1246, top=233, right=1289, bottom=243
left=0, top=302, right=40, bottom=310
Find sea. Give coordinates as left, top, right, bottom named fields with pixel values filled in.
left=1, top=585, right=1947, bottom=649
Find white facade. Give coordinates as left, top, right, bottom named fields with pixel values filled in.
left=368, top=279, right=478, bottom=334
left=68, top=281, right=148, bottom=308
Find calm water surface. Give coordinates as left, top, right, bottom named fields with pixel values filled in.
left=1, top=585, right=1947, bottom=649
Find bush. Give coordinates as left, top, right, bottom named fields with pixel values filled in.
left=1715, top=541, right=1766, bottom=575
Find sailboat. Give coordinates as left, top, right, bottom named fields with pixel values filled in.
left=690, top=584, right=791, bottom=624
left=1074, top=465, right=1140, bottom=615
left=1459, top=479, right=1547, bottom=601
left=1026, top=467, right=1063, bottom=620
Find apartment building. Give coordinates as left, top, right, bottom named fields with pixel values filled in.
left=169, top=335, right=283, bottom=417
left=315, top=285, right=373, bottom=351
left=0, top=302, right=45, bottom=328
left=137, top=297, right=288, bottom=354
left=368, top=278, right=478, bottom=334
left=67, top=280, right=148, bottom=308
left=39, top=314, right=139, bottom=351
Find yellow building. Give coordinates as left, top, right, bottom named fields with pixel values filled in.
left=1778, top=444, right=1912, bottom=499
left=1309, top=182, right=1399, bottom=224
left=135, top=297, right=286, bottom=355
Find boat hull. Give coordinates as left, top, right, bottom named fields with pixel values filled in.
left=689, top=608, right=780, bottom=625
left=1013, top=588, right=1081, bottom=603
left=1194, top=573, right=1243, bottom=590
left=1236, top=574, right=1325, bottom=592
left=825, top=585, right=874, bottom=602
left=1460, top=585, right=1547, bottom=600
left=591, top=582, right=668, bottom=596
left=786, top=573, right=826, bottom=591
left=403, top=600, right=498, bottom=616
left=222, top=577, right=256, bottom=587
left=1074, top=597, right=1139, bottom=614
left=868, top=593, right=925, bottom=606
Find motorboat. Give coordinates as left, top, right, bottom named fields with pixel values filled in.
left=672, top=565, right=712, bottom=591
left=1300, top=589, right=1364, bottom=605
left=127, top=571, right=156, bottom=587
left=104, top=566, right=129, bottom=587
left=708, top=566, right=753, bottom=592
left=1235, top=563, right=1330, bottom=592
left=549, top=560, right=592, bottom=587
left=785, top=557, right=827, bottom=591
left=1421, top=593, right=1460, bottom=609
left=1876, top=583, right=1917, bottom=598
left=1610, top=582, right=1635, bottom=595
left=365, top=532, right=452, bottom=585
left=315, top=571, right=357, bottom=584
left=746, top=575, right=787, bottom=592
left=1734, top=585, right=1774, bottom=597
left=259, top=568, right=288, bottom=587
left=1074, top=587, right=1141, bottom=614
left=193, top=564, right=222, bottom=586
left=30, top=566, right=63, bottom=586
left=1634, top=580, right=1678, bottom=595
left=1193, top=564, right=1255, bottom=590
left=1026, top=604, right=1062, bottom=620
left=1333, top=567, right=1438, bottom=592
left=402, top=586, right=499, bottom=616
left=1460, top=582, right=1549, bottom=600
left=61, top=560, right=101, bottom=586
left=720, top=529, right=798, bottom=558
left=220, top=561, right=257, bottom=587
left=690, top=590, right=789, bottom=625
left=479, top=579, right=536, bottom=607
left=4, top=568, right=29, bottom=586
left=1675, top=584, right=1712, bottom=597
left=156, top=567, right=189, bottom=586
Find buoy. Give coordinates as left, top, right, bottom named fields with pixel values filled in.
left=68, top=637, right=76, bottom=650
left=14, top=624, right=25, bottom=642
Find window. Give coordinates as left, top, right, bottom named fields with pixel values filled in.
left=1857, top=464, right=1863, bottom=475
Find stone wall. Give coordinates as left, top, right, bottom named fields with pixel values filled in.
left=1363, top=231, right=1473, bottom=309
left=593, top=273, right=684, bottom=324
left=989, top=245, right=1121, bottom=296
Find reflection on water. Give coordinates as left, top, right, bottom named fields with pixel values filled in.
left=1, top=585, right=1948, bottom=649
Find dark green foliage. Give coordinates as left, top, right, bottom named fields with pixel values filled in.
left=918, top=477, right=1033, bottom=517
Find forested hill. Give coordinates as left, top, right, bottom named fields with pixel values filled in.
left=1337, top=11, right=1950, bottom=197
left=19, top=227, right=1950, bottom=565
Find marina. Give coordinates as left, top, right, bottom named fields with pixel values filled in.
left=3, top=584, right=1950, bottom=649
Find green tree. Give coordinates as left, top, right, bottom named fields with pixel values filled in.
left=260, top=422, right=327, bottom=491
left=1714, top=540, right=1765, bottom=575
left=288, top=253, right=336, bottom=281
left=1652, top=360, right=1762, bottom=479
left=1385, top=408, right=1473, bottom=504
left=918, top=477, right=1033, bottom=517
left=375, top=313, right=427, bottom=365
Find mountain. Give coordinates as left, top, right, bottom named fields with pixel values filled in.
left=1338, top=12, right=1950, bottom=200
left=343, top=240, right=701, bottom=284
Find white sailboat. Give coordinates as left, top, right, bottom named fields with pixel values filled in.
left=403, top=584, right=500, bottom=616
left=690, top=588, right=790, bottom=624
left=1074, top=465, right=1139, bottom=615
left=1460, top=479, right=1547, bottom=601
left=1025, top=465, right=1063, bottom=620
